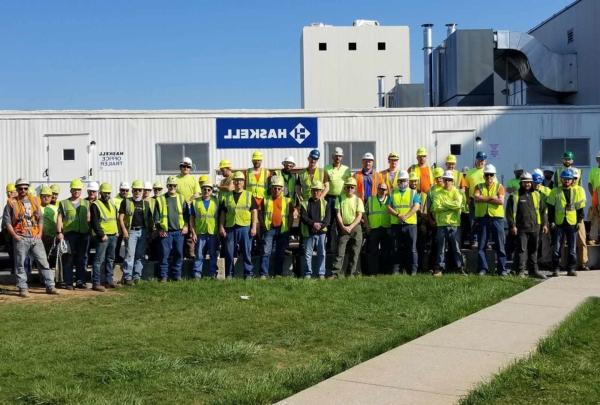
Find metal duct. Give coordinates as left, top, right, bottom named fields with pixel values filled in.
left=422, top=24, right=434, bottom=106
left=446, top=23, right=457, bottom=37
left=377, top=76, right=386, bottom=107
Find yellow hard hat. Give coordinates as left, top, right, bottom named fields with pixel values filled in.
left=198, top=175, right=209, bottom=185
left=433, top=167, right=444, bottom=178
left=131, top=180, right=144, bottom=189
left=416, top=147, right=427, bottom=157
left=446, top=154, right=457, bottom=164
left=219, top=159, right=232, bottom=170
left=70, top=179, right=84, bottom=190
left=166, top=176, right=178, bottom=186
left=311, top=181, right=324, bottom=190
left=99, top=183, right=112, bottom=193
left=40, top=185, right=53, bottom=196
left=50, top=184, right=61, bottom=194
left=152, top=180, right=163, bottom=189
left=388, top=152, right=400, bottom=160
left=252, top=151, right=263, bottom=161
left=409, top=171, right=420, bottom=181
left=270, top=176, right=284, bottom=187
left=5, top=183, right=16, bottom=192
left=344, top=177, right=357, bottom=187
left=232, top=171, right=245, bottom=180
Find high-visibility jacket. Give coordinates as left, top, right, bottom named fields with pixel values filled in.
left=465, top=167, right=484, bottom=198
left=9, top=196, right=42, bottom=237
left=147, top=198, right=156, bottom=216
left=192, top=196, right=219, bottom=235
left=264, top=195, right=291, bottom=232
left=300, top=199, right=328, bottom=237
left=366, top=195, right=390, bottom=229
left=408, top=164, right=434, bottom=193
left=224, top=190, right=253, bottom=227
left=589, top=167, right=600, bottom=190
left=246, top=168, right=269, bottom=199
left=122, top=198, right=152, bottom=231
left=547, top=186, right=586, bottom=225
left=509, top=190, right=541, bottom=225
left=42, top=204, right=58, bottom=237
left=325, top=164, right=351, bottom=196
left=431, top=187, right=463, bottom=227
left=60, top=198, right=89, bottom=234
left=380, top=169, right=400, bottom=191
left=274, top=170, right=297, bottom=201
left=354, top=171, right=384, bottom=201
left=157, top=194, right=185, bottom=231
left=390, top=189, right=418, bottom=225
left=537, top=185, right=551, bottom=202
left=474, top=182, right=505, bottom=218
left=94, top=200, right=118, bottom=235
left=298, top=168, right=323, bottom=200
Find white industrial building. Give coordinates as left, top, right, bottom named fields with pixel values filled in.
left=301, top=20, right=411, bottom=109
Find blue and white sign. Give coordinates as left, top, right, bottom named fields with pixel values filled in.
left=216, top=117, right=318, bottom=149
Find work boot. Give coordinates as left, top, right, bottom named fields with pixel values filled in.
left=551, top=268, right=560, bottom=277
left=64, top=285, right=74, bottom=290
left=19, top=288, right=29, bottom=298
left=530, top=271, right=547, bottom=280
left=567, top=270, right=578, bottom=277
left=517, top=270, right=527, bottom=278
left=104, top=282, right=117, bottom=289
left=432, top=270, right=443, bottom=277
left=46, top=288, right=59, bottom=295
left=75, top=282, right=87, bottom=289
left=92, top=284, right=106, bottom=292
left=123, top=279, right=134, bottom=286
left=457, top=268, right=468, bottom=276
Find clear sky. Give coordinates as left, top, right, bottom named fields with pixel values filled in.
left=0, top=0, right=574, bottom=110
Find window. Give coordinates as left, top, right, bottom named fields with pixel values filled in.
left=324, top=142, right=376, bottom=171
left=541, top=138, right=590, bottom=166
left=348, top=42, right=357, bottom=51
left=377, top=42, right=386, bottom=50
left=567, top=28, right=574, bottom=44
left=156, top=143, right=209, bottom=174
left=450, top=144, right=461, bottom=155
left=318, top=42, right=327, bottom=51
left=63, top=149, right=75, bottom=160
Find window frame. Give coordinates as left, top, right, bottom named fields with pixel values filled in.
left=540, top=137, right=590, bottom=167
left=155, top=142, right=210, bottom=174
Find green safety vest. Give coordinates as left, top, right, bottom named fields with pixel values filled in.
left=158, top=194, right=185, bottom=231
left=325, top=164, right=350, bottom=196
left=224, top=191, right=253, bottom=227
left=246, top=168, right=268, bottom=199
left=274, top=170, right=297, bottom=201
left=60, top=198, right=89, bottom=234
left=548, top=186, right=585, bottom=225
left=94, top=200, right=118, bottom=235
left=42, top=204, right=58, bottom=237
left=192, top=196, right=218, bottom=235
left=474, top=182, right=505, bottom=218
left=510, top=190, right=541, bottom=225
left=123, top=198, right=152, bottom=231
left=264, top=196, right=291, bottom=232
left=390, top=189, right=417, bottom=225
left=367, top=196, right=390, bottom=229
left=300, top=199, right=328, bottom=237
left=298, top=168, right=323, bottom=200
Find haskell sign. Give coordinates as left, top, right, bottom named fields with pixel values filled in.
left=216, top=117, right=318, bottom=149
left=98, top=151, right=125, bottom=171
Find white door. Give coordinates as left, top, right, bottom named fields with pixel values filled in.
left=434, top=130, right=475, bottom=170
left=47, top=134, right=91, bottom=182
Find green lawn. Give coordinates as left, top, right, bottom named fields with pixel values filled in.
left=0, top=276, right=534, bottom=405
left=461, top=297, right=600, bottom=405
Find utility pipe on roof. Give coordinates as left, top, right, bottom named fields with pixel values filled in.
left=422, top=24, right=434, bottom=107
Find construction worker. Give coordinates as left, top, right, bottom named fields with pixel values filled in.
left=149, top=180, right=164, bottom=261
left=300, top=181, right=330, bottom=279
left=542, top=167, right=555, bottom=188
left=380, top=152, right=400, bottom=191
left=190, top=179, right=219, bottom=279
left=275, top=156, right=297, bottom=201
left=465, top=151, right=487, bottom=247
left=332, top=177, right=364, bottom=277
left=387, top=170, right=420, bottom=275
left=296, top=149, right=323, bottom=203
left=506, top=172, right=548, bottom=279
left=219, top=171, right=258, bottom=279
left=589, top=151, right=600, bottom=245
left=143, top=181, right=153, bottom=204
left=553, top=151, right=582, bottom=186
left=431, top=170, right=464, bottom=276
left=408, top=146, right=433, bottom=194
left=152, top=181, right=164, bottom=198
left=421, top=167, right=445, bottom=273
left=218, top=159, right=234, bottom=194
left=571, top=169, right=589, bottom=270
left=354, top=152, right=383, bottom=203
left=532, top=171, right=552, bottom=268
left=154, top=176, right=189, bottom=282
left=323, top=147, right=351, bottom=253
left=3, top=178, right=58, bottom=297
left=39, top=186, right=58, bottom=269
left=50, top=184, right=60, bottom=206
left=246, top=151, right=270, bottom=206
left=113, top=181, right=131, bottom=263
left=547, top=169, right=586, bottom=276
left=506, top=164, right=524, bottom=194
left=176, top=157, right=201, bottom=259
left=56, top=179, right=89, bottom=289
left=260, top=176, right=293, bottom=278
left=365, top=182, right=391, bottom=275
left=473, top=164, right=508, bottom=276
left=2, top=183, right=18, bottom=272
left=118, top=180, right=153, bottom=285
left=89, top=183, right=118, bottom=291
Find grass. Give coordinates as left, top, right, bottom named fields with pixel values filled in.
left=461, top=297, right=600, bottom=405
left=0, top=276, right=535, bottom=405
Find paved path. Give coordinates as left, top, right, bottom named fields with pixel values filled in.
left=279, top=272, right=600, bottom=405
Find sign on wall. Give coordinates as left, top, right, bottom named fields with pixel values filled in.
left=216, top=117, right=318, bottom=149
left=98, top=151, right=125, bottom=171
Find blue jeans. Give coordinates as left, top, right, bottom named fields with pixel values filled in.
left=303, top=234, right=326, bottom=276
left=159, top=230, right=184, bottom=280
left=63, top=232, right=89, bottom=285
left=552, top=224, right=577, bottom=271
left=261, top=228, right=289, bottom=276
left=476, top=217, right=507, bottom=274
left=391, top=224, right=418, bottom=274
left=14, top=237, right=55, bottom=290
left=92, top=235, right=116, bottom=285
left=123, top=228, right=147, bottom=281
left=435, top=226, right=464, bottom=272
left=225, top=226, right=253, bottom=278
left=192, top=234, right=218, bottom=278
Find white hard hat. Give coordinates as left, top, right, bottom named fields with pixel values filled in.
left=362, top=152, right=375, bottom=161
left=532, top=168, right=543, bottom=177
left=181, top=157, right=193, bottom=166
left=398, top=170, right=409, bottom=180
left=87, top=181, right=99, bottom=192
left=513, top=163, right=523, bottom=171
left=520, top=172, right=533, bottom=181
left=119, top=181, right=131, bottom=190
left=442, top=170, right=454, bottom=180
left=571, top=167, right=581, bottom=178
left=542, top=166, right=554, bottom=173
left=282, top=156, right=296, bottom=166
left=483, top=164, right=497, bottom=174
left=144, top=181, right=153, bottom=190
left=333, top=147, right=344, bottom=156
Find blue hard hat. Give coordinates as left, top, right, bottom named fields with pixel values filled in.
left=532, top=173, right=543, bottom=185
left=560, top=169, right=574, bottom=180
left=309, top=149, right=320, bottom=159
left=476, top=151, right=487, bottom=160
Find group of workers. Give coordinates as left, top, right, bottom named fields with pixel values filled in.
left=2, top=147, right=600, bottom=297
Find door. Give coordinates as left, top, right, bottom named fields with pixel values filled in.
left=433, top=130, right=475, bottom=170
left=47, top=134, right=91, bottom=182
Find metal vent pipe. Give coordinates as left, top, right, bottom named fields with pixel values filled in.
left=377, top=76, right=386, bottom=107
left=422, top=24, right=434, bottom=107
left=446, top=23, right=457, bottom=37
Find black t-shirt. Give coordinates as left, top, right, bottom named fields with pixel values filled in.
left=119, top=199, right=145, bottom=228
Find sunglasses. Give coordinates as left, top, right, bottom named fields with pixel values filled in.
left=180, top=165, right=191, bottom=169
left=484, top=174, right=494, bottom=177
left=345, top=185, right=356, bottom=189
left=17, top=187, right=29, bottom=191
left=133, top=189, right=142, bottom=192
left=167, top=185, right=177, bottom=188
left=443, top=179, right=454, bottom=182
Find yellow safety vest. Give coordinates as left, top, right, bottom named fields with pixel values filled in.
left=466, top=168, right=484, bottom=198
left=300, top=199, right=328, bottom=237
left=274, top=170, right=297, bottom=201
left=474, top=182, right=505, bottom=218
left=367, top=196, right=390, bottom=229
left=60, top=199, right=89, bottom=234
left=408, top=164, right=434, bottom=192
left=94, top=200, right=118, bottom=235
left=298, top=168, right=323, bottom=200
left=246, top=168, right=268, bottom=199
left=123, top=198, right=151, bottom=231
left=548, top=186, right=585, bottom=225
left=510, top=191, right=541, bottom=225
left=380, top=169, right=400, bottom=190
left=192, top=197, right=218, bottom=235
left=264, top=196, right=290, bottom=232
left=224, top=191, right=253, bottom=227
left=390, top=189, right=417, bottom=225
left=158, top=194, right=185, bottom=231
left=42, top=204, right=58, bottom=237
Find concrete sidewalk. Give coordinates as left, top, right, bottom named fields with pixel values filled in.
left=279, top=272, right=600, bottom=405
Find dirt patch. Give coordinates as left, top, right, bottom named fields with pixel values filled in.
left=0, top=284, right=122, bottom=303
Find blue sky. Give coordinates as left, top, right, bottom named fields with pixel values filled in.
left=0, top=0, right=573, bottom=110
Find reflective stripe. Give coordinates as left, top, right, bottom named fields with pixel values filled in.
left=94, top=200, right=118, bottom=234
left=158, top=194, right=185, bottom=230
left=511, top=191, right=541, bottom=225
left=192, top=197, right=218, bottom=235
left=299, top=168, right=323, bottom=200
left=367, top=196, right=390, bottom=229
left=474, top=182, right=505, bottom=218
left=390, top=189, right=417, bottom=225
left=60, top=199, right=89, bottom=234
left=225, top=191, right=252, bottom=227
left=264, top=196, right=290, bottom=232
left=246, top=168, right=268, bottom=199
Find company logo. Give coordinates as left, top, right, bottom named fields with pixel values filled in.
left=289, top=123, right=310, bottom=145
left=217, top=117, right=318, bottom=149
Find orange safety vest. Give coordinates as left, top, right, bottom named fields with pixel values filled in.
left=354, top=171, right=383, bottom=201
left=10, top=196, right=42, bottom=237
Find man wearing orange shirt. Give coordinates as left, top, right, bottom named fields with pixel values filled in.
left=408, top=147, right=433, bottom=194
